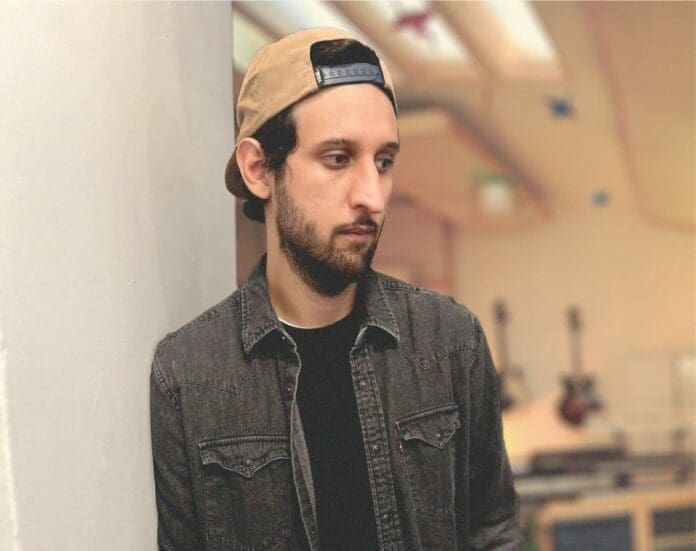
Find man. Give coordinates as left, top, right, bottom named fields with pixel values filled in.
left=150, top=28, right=522, bottom=550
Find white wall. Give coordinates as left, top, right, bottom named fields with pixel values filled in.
left=0, top=3, right=235, bottom=549
left=0, top=324, right=18, bottom=550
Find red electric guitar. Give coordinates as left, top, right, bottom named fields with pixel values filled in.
left=558, top=306, right=603, bottom=426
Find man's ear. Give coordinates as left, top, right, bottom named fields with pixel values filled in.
left=236, top=137, right=271, bottom=200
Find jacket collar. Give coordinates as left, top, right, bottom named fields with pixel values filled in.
left=240, top=255, right=400, bottom=354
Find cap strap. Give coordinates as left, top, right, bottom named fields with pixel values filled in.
left=313, top=62, right=385, bottom=88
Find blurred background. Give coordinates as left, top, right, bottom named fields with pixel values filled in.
left=234, top=2, right=695, bottom=550
left=0, top=2, right=692, bottom=550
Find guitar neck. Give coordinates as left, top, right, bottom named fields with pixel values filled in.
left=568, top=306, right=584, bottom=376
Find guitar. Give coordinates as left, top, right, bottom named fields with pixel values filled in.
left=493, top=300, right=528, bottom=410
left=558, top=306, right=603, bottom=426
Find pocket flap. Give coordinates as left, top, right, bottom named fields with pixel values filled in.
left=396, top=404, right=460, bottom=449
left=198, top=435, right=289, bottom=478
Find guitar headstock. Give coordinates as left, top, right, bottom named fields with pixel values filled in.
left=567, top=306, right=582, bottom=332
left=494, top=299, right=508, bottom=325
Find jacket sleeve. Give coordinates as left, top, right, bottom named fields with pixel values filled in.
left=463, top=319, right=523, bottom=550
left=150, top=350, right=206, bottom=551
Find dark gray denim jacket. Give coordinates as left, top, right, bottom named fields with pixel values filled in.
left=150, top=257, right=522, bottom=550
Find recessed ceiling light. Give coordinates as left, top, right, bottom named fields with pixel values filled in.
left=591, top=189, right=610, bottom=206
left=475, top=172, right=516, bottom=216
left=546, top=96, right=575, bottom=119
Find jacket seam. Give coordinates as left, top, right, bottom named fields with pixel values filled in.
left=199, top=434, right=290, bottom=448
left=401, top=343, right=474, bottom=371
left=152, top=353, right=180, bottom=412
left=175, top=352, right=259, bottom=396
left=175, top=378, right=249, bottom=396
left=396, top=402, right=459, bottom=424
left=383, top=285, right=426, bottom=295
left=378, top=276, right=422, bottom=292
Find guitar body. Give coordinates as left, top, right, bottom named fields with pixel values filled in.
left=558, top=307, right=603, bottom=426
left=559, top=375, right=602, bottom=426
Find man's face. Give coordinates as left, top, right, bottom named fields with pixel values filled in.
left=271, top=83, right=399, bottom=296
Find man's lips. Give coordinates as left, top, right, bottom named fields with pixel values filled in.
left=336, top=224, right=378, bottom=243
left=339, top=225, right=377, bottom=235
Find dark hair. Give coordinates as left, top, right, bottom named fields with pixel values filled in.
left=241, top=107, right=296, bottom=223
left=242, top=38, right=391, bottom=223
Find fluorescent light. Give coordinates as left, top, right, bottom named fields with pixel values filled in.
left=485, top=0, right=556, bottom=62
left=239, top=1, right=371, bottom=44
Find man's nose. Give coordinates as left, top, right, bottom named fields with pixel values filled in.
left=349, top=158, right=387, bottom=214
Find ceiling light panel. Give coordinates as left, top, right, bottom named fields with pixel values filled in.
left=485, top=0, right=557, bottom=62
left=239, top=1, right=371, bottom=44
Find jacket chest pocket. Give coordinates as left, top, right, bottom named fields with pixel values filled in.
left=198, top=435, right=292, bottom=550
left=397, top=404, right=461, bottom=548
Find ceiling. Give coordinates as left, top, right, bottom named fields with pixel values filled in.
left=232, top=1, right=694, bottom=233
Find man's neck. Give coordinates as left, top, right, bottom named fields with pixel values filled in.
left=265, top=251, right=357, bottom=329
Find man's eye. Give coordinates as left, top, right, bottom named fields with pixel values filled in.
left=375, top=157, right=394, bottom=173
left=324, top=154, right=350, bottom=168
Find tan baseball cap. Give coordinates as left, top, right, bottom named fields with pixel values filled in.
left=225, top=27, right=397, bottom=197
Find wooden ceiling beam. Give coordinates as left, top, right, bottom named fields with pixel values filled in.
left=430, top=2, right=507, bottom=82
left=584, top=2, right=694, bottom=232
left=433, top=2, right=562, bottom=83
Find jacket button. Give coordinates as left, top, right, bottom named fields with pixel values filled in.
left=436, top=431, right=443, bottom=441
left=243, top=458, right=252, bottom=467
left=371, top=444, right=381, bottom=455
left=359, top=380, right=368, bottom=389
left=286, top=384, right=293, bottom=393
left=382, top=512, right=390, bottom=521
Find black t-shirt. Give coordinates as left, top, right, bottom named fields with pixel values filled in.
left=283, top=306, right=379, bottom=550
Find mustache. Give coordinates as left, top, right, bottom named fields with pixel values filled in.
left=335, top=217, right=379, bottom=234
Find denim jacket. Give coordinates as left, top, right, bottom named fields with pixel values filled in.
left=150, top=257, right=522, bottom=550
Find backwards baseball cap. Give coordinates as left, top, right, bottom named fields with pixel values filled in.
left=225, top=27, right=398, bottom=198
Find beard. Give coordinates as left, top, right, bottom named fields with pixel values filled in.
left=274, top=176, right=382, bottom=297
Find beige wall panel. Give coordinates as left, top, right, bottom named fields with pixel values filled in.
left=454, top=208, right=695, bottom=421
